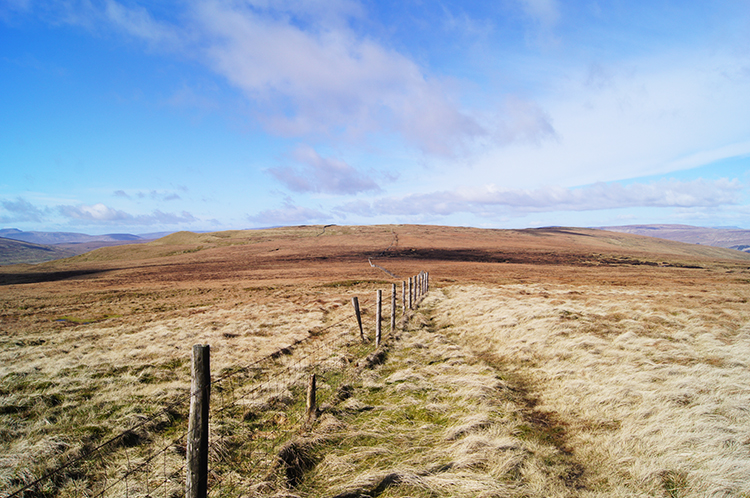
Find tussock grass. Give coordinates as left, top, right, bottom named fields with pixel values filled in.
left=287, top=303, right=585, bottom=498
left=433, top=283, right=750, bottom=497
left=0, top=282, right=371, bottom=496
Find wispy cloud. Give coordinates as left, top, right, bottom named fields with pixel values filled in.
left=337, top=178, right=743, bottom=218
left=113, top=189, right=182, bottom=201
left=268, top=145, right=380, bottom=195
left=518, top=0, right=560, bottom=28
left=0, top=197, right=50, bottom=223
left=58, top=203, right=196, bottom=225
left=102, top=0, right=180, bottom=49
left=18, top=0, right=486, bottom=156
left=193, top=0, right=485, bottom=155
left=248, top=199, right=332, bottom=226
left=495, top=96, right=557, bottom=145
left=516, top=0, right=560, bottom=45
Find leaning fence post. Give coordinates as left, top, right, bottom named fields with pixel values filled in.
left=187, top=344, right=210, bottom=498
left=352, top=296, right=364, bottom=342
left=391, top=283, right=396, bottom=333
left=376, top=289, right=382, bottom=347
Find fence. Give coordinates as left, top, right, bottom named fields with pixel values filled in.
left=4, top=271, right=430, bottom=498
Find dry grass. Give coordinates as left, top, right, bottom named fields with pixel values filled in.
left=3, top=224, right=750, bottom=497
left=432, top=283, right=750, bottom=497
left=0, top=280, right=379, bottom=496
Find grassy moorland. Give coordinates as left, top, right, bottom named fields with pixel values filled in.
left=1, top=225, right=750, bottom=497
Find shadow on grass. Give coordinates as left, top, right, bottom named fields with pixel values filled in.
left=0, top=268, right=114, bottom=285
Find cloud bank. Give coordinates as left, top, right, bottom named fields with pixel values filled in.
left=58, top=203, right=197, bottom=225
left=15, top=0, right=490, bottom=155
left=337, top=178, right=742, bottom=218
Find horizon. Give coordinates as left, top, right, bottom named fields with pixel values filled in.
left=3, top=222, right=750, bottom=240
left=2, top=1, right=750, bottom=234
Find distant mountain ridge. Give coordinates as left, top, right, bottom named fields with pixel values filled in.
left=0, top=229, right=166, bottom=265
left=597, top=224, right=750, bottom=253
left=0, top=237, right=77, bottom=265
left=0, top=228, right=147, bottom=245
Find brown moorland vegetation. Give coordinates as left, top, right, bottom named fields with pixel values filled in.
left=2, top=224, right=750, bottom=497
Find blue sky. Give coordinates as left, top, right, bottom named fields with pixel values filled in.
left=1, top=0, right=749, bottom=234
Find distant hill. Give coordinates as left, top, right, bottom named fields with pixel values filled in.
left=0, top=229, right=162, bottom=265
left=0, top=228, right=146, bottom=245
left=597, top=224, right=750, bottom=252
left=0, top=237, right=76, bottom=265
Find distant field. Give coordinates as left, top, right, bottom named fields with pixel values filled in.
left=2, top=225, right=749, bottom=497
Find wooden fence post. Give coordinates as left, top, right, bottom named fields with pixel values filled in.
left=187, top=344, right=210, bottom=498
left=352, top=297, right=364, bottom=342
left=306, top=373, right=317, bottom=420
left=408, top=277, right=413, bottom=310
left=376, top=289, right=382, bottom=347
left=391, top=283, right=396, bottom=333
left=414, top=274, right=418, bottom=304
left=402, top=280, right=406, bottom=314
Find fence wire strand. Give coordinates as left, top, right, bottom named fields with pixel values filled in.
left=6, top=274, right=430, bottom=498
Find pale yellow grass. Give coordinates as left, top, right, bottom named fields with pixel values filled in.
left=299, top=310, right=586, bottom=498
left=432, top=284, right=750, bottom=497
left=0, top=285, right=359, bottom=493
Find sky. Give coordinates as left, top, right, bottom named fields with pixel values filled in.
left=1, top=0, right=750, bottom=235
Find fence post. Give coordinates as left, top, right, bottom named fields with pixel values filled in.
left=408, top=277, right=413, bottom=310
left=413, top=275, right=418, bottom=305
left=402, top=280, right=406, bottom=314
left=376, top=289, right=382, bottom=347
left=187, top=344, right=210, bottom=498
left=391, top=283, right=396, bottom=333
left=306, top=373, right=317, bottom=420
left=352, top=297, right=365, bottom=342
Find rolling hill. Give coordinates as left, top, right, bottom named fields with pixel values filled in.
left=0, top=237, right=76, bottom=265
left=3, top=224, right=750, bottom=497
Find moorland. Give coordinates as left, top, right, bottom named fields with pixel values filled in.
left=2, top=224, right=750, bottom=497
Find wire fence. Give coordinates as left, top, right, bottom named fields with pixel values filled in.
left=3, top=271, right=430, bottom=498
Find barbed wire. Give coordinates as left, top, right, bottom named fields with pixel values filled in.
left=5, top=275, right=429, bottom=498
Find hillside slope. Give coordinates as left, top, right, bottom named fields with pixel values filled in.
left=2, top=224, right=750, bottom=497
left=0, top=237, right=75, bottom=265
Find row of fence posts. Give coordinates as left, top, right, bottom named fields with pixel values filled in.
left=186, top=271, right=429, bottom=498
left=352, top=271, right=429, bottom=348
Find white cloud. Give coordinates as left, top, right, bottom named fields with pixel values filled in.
left=0, top=197, right=50, bottom=223
left=268, top=145, right=380, bottom=195
left=103, top=0, right=180, bottom=48
left=337, top=178, right=743, bottom=219
left=248, top=200, right=332, bottom=226
left=471, top=50, right=750, bottom=189
left=58, top=203, right=196, bottom=225
left=190, top=0, right=486, bottom=155
left=112, top=189, right=182, bottom=201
